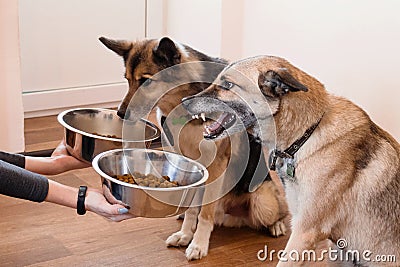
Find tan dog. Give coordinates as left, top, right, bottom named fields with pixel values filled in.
left=183, top=55, right=400, bottom=266
left=99, top=38, right=288, bottom=260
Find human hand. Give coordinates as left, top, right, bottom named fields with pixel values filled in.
left=85, top=188, right=135, bottom=222
left=25, top=141, right=90, bottom=175
left=50, top=141, right=91, bottom=174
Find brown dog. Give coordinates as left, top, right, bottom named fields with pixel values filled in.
left=99, top=38, right=288, bottom=260
left=183, top=55, right=400, bottom=266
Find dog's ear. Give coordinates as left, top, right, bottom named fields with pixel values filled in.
left=99, top=36, right=132, bottom=58
left=152, top=37, right=181, bottom=66
left=258, top=68, right=308, bottom=97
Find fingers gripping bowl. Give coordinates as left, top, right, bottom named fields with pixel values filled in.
left=92, top=148, right=209, bottom=218
left=58, top=108, right=160, bottom=163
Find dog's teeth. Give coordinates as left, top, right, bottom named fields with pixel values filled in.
left=200, top=113, right=206, bottom=122
left=195, top=114, right=199, bottom=119
left=192, top=115, right=196, bottom=120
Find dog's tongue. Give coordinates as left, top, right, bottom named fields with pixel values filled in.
left=204, top=112, right=235, bottom=139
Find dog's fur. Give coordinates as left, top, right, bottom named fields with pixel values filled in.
left=183, top=55, right=400, bottom=266
left=99, top=38, right=288, bottom=260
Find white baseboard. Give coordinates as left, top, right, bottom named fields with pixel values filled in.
left=23, top=83, right=127, bottom=118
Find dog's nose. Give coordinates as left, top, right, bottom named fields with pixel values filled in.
left=117, top=108, right=130, bottom=120
left=117, top=109, right=125, bottom=119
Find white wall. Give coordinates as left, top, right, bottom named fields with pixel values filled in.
left=220, top=0, right=244, bottom=61
left=19, top=0, right=146, bottom=118
left=240, top=0, right=400, bottom=141
left=162, top=0, right=222, bottom=57
left=0, top=0, right=25, bottom=152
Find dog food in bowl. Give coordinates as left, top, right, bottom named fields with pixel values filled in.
left=114, top=173, right=179, bottom=188
left=93, top=148, right=209, bottom=218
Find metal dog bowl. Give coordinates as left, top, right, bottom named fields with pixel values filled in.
left=92, top=148, right=208, bottom=218
left=58, top=108, right=160, bottom=163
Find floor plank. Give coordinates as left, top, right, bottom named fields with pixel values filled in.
left=24, top=115, right=64, bottom=152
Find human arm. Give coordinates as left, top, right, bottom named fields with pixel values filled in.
left=0, top=157, right=133, bottom=221
left=0, top=159, right=48, bottom=202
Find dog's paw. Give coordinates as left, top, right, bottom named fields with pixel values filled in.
left=166, top=231, right=193, bottom=247
left=268, top=220, right=287, bottom=237
left=185, top=241, right=208, bottom=261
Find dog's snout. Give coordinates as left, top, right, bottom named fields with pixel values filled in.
left=181, top=95, right=195, bottom=112
left=181, top=95, right=195, bottom=103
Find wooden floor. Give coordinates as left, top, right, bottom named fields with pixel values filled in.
left=0, top=115, right=332, bottom=266
left=24, top=115, right=65, bottom=153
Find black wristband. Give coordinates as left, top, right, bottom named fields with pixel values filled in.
left=77, top=186, right=87, bottom=215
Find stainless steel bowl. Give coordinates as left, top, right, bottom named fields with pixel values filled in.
left=92, top=148, right=208, bottom=218
left=57, top=108, right=160, bottom=163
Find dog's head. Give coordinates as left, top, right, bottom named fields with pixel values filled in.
left=182, top=56, right=319, bottom=141
left=99, top=36, right=184, bottom=118
left=99, top=36, right=226, bottom=119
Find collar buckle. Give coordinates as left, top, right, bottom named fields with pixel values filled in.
left=268, top=114, right=324, bottom=172
left=274, top=150, right=294, bottom=159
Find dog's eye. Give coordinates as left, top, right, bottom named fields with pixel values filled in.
left=138, top=77, right=152, bottom=87
left=220, top=80, right=234, bottom=90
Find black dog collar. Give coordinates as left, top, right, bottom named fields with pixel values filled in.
left=269, top=115, right=323, bottom=171
left=77, top=186, right=87, bottom=215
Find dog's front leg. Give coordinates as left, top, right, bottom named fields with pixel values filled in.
left=276, top=224, right=327, bottom=266
left=166, top=206, right=200, bottom=247
left=185, top=202, right=217, bottom=260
